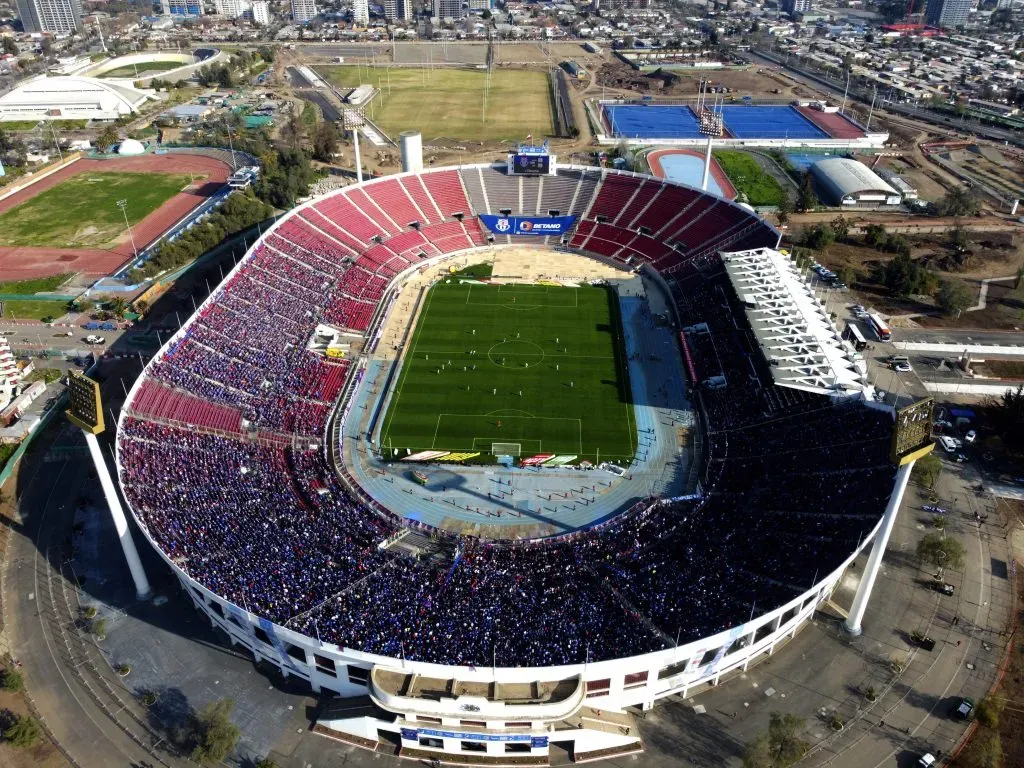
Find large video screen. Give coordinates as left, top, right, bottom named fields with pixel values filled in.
left=513, top=153, right=550, bottom=175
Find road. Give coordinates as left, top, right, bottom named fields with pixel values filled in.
left=895, top=328, right=1024, bottom=347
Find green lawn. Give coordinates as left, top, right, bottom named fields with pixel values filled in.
left=0, top=172, right=194, bottom=249
left=98, top=60, right=183, bottom=79
left=318, top=65, right=553, bottom=142
left=0, top=274, right=73, bottom=295
left=0, top=299, right=66, bottom=322
left=0, top=119, right=88, bottom=131
left=713, top=150, right=787, bottom=207
left=380, top=282, right=635, bottom=462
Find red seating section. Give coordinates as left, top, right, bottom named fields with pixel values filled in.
left=131, top=380, right=244, bottom=434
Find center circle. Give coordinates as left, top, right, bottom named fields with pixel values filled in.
left=487, top=340, right=546, bottom=368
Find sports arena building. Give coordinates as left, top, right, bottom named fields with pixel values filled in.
left=0, top=75, right=151, bottom=122
left=115, top=156, right=924, bottom=764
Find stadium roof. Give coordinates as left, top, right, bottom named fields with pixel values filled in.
left=721, top=247, right=868, bottom=396
left=810, top=158, right=898, bottom=202
left=0, top=76, right=151, bottom=121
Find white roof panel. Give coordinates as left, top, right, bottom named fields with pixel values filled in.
left=721, top=247, right=867, bottom=396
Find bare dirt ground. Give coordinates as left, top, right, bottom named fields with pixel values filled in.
left=593, top=59, right=804, bottom=99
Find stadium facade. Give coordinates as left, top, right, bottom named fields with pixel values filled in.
left=116, top=163, right=909, bottom=764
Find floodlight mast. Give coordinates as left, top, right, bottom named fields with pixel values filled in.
left=343, top=108, right=365, bottom=183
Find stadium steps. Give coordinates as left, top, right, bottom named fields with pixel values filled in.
left=388, top=528, right=453, bottom=561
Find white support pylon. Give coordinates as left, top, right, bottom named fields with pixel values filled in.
left=844, top=460, right=914, bottom=636
left=85, top=432, right=152, bottom=600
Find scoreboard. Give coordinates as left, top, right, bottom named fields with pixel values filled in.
left=508, top=143, right=554, bottom=176
left=890, top=397, right=935, bottom=465
left=66, top=372, right=105, bottom=435
left=512, top=153, right=550, bottom=175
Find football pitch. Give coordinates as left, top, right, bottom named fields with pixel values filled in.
left=317, top=66, right=553, bottom=142
left=379, top=282, right=636, bottom=462
left=0, top=171, right=194, bottom=249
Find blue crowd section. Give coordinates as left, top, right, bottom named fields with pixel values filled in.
left=718, top=106, right=829, bottom=139
left=603, top=104, right=831, bottom=140
left=604, top=105, right=704, bottom=139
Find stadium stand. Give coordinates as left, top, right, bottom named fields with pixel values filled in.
left=119, top=165, right=892, bottom=678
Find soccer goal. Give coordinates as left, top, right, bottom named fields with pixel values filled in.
left=491, top=442, right=522, bottom=457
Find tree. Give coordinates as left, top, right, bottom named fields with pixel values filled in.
left=882, top=253, right=936, bottom=297
left=796, top=171, right=817, bottom=212
left=937, top=278, right=974, bottom=317
left=838, top=265, right=856, bottom=287
left=1, top=37, right=17, bottom=56
left=3, top=714, right=42, bottom=748
left=95, top=125, right=119, bottom=153
left=279, top=106, right=306, bottom=150
left=939, top=186, right=979, bottom=217
left=911, top=452, right=942, bottom=488
left=917, top=532, right=965, bottom=575
left=804, top=223, right=835, bottom=251
left=975, top=697, right=1004, bottom=729
left=993, top=384, right=1024, bottom=454
left=776, top=195, right=793, bottom=226
left=0, top=668, right=24, bottom=692
left=742, top=712, right=809, bottom=768
left=830, top=214, right=849, bottom=241
left=190, top=699, right=241, bottom=765
left=257, top=45, right=276, bottom=62
left=863, top=223, right=888, bottom=249
left=109, top=296, right=128, bottom=319
left=312, top=121, right=339, bottom=162
left=960, top=728, right=1002, bottom=768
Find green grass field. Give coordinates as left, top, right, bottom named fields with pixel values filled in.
left=0, top=274, right=73, bottom=295
left=318, top=66, right=553, bottom=142
left=0, top=172, right=193, bottom=249
left=98, top=60, right=183, bottom=79
left=380, top=282, right=635, bottom=462
left=713, top=150, right=787, bottom=207
left=0, top=299, right=66, bottom=322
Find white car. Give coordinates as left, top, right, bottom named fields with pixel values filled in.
left=894, top=362, right=913, bottom=373
left=918, top=754, right=936, bottom=768
left=965, top=430, right=977, bottom=443
left=85, top=335, right=106, bottom=345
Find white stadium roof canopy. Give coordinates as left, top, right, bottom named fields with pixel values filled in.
left=0, top=76, right=151, bottom=122
left=721, top=247, right=868, bottom=397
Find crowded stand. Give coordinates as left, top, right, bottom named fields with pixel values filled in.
left=117, top=165, right=897, bottom=668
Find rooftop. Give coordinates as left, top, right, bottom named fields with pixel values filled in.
left=722, top=247, right=868, bottom=397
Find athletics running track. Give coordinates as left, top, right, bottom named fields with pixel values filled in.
left=646, top=148, right=739, bottom=200
left=0, top=153, right=231, bottom=281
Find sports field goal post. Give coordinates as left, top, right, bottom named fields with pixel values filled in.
left=491, top=442, right=522, bottom=457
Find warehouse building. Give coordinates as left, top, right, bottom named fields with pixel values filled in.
left=0, top=76, right=151, bottom=121
left=810, top=158, right=902, bottom=207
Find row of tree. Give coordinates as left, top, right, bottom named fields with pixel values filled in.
left=128, top=188, right=274, bottom=281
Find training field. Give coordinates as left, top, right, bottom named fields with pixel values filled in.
left=318, top=66, right=552, bottom=142
left=380, top=282, right=636, bottom=462
left=0, top=171, right=194, bottom=249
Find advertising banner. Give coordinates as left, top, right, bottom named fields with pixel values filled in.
left=479, top=214, right=576, bottom=237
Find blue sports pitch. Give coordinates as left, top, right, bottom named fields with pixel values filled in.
left=718, top=106, right=828, bottom=140
left=604, top=105, right=704, bottom=139
left=603, top=104, right=830, bottom=140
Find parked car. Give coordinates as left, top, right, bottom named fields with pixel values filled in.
left=934, top=582, right=955, bottom=596
left=965, top=430, right=977, bottom=443
left=84, top=335, right=105, bottom=345
left=953, top=697, right=975, bottom=720
left=918, top=754, right=936, bottom=768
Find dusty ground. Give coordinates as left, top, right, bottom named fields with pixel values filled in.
left=594, top=59, right=804, bottom=99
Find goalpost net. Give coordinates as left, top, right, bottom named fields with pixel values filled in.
left=491, top=442, right=522, bottom=457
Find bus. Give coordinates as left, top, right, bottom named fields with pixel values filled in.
left=867, top=313, right=891, bottom=342
left=843, top=322, right=868, bottom=351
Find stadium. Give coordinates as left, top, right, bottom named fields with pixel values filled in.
left=114, top=153, right=920, bottom=763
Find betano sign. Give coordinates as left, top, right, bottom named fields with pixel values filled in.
left=479, top=214, right=577, bottom=237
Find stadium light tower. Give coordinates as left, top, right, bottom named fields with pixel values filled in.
left=116, top=199, right=138, bottom=259
left=65, top=372, right=152, bottom=601
left=343, top=108, right=366, bottom=183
